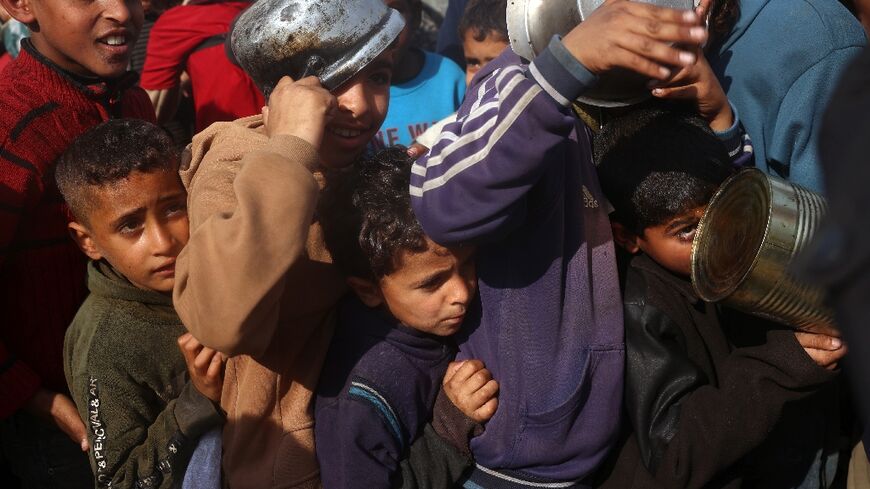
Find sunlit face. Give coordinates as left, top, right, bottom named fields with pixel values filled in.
left=462, top=30, right=508, bottom=86
left=635, top=206, right=705, bottom=277
left=15, top=0, right=143, bottom=78
left=321, top=50, right=394, bottom=168
left=72, top=169, right=189, bottom=294
left=375, top=238, right=477, bottom=336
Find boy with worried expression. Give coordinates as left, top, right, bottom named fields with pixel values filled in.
left=316, top=147, right=497, bottom=488
left=0, top=0, right=154, bottom=485
left=594, top=107, right=846, bottom=489
left=57, top=119, right=224, bottom=489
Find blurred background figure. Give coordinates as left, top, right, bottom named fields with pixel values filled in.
left=141, top=0, right=264, bottom=135
left=375, top=0, right=465, bottom=147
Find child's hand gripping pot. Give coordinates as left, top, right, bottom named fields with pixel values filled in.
left=443, top=359, right=499, bottom=424
left=178, top=333, right=225, bottom=403
left=262, top=75, right=338, bottom=151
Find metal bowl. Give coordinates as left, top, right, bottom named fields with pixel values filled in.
left=691, top=168, right=836, bottom=334
left=231, top=0, right=405, bottom=97
left=506, top=0, right=693, bottom=107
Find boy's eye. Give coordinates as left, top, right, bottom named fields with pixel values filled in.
left=417, top=273, right=448, bottom=291
left=676, top=224, right=698, bottom=241
left=369, top=71, right=391, bottom=86
left=117, top=219, right=143, bottom=234
left=165, top=202, right=188, bottom=216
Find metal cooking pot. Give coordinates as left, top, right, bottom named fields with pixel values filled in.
left=691, top=168, right=836, bottom=335
left=507, top=0, right=694, bottom=107
left=230, top=0, right=405, bottom=97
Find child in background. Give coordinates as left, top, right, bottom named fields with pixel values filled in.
left=316, top=146, right=498, bottom=488
left=593, top=106, right=845, bottom=489
left=0, top=0, right=155, bottom=486
left=141, top=0, right=264, bottom=132
left=375, top=0, right=465, bottom=147
left=414, top=0, right=508, bottom=149
left=457, top=0, right=509, bottom=86
left=58, top=119, right=225, bottom=488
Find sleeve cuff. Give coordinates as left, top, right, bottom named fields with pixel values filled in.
left=714, top=103, right=747, bottom=159
left=430, top=388, right=483, bottom=456
left=264, top=134, right=321, bottom=173
left=0, top=359, right=42, bottom=419
left=765, top=329, right=838, bottom=386
left=174, top=381, right=225, bottom=439
left=529, top=35, right=598, bottom=107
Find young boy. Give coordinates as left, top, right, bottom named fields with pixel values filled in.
left=593, top=106, right=845, bottom=489
left=375, top=0, right=466, bottom=147
left=457, top=0, right=509, bottom=86
left=414, top=0, right=508, bottom=148
left=57, top=119, right=225, bottom=488
left=409, top=2, right=708, bottom=485
left=0, top=0, right=155, bottom=485
left=169, top=1, right=406, bottom=487
left=315, top=146, right=498, bottom=488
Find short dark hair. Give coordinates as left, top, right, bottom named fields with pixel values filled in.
left=319, top=146, right=427, bottom=280
left=55, top=119, right=179, bottom=223
left=593, top=105, right=736, bottom=235
left=458, top=0, right=508, bottom=42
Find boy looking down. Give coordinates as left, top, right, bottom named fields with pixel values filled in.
left=58, top=119, right=225, bottom=489
left=0, top=0, right=154, bottom=485
left=315, top=146, right=498, bottom=488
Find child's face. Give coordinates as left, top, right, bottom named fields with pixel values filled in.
left=384, top=0, right=420, bottom=65
left=616, top=206, right=705, bottom=277
left=354, top=238, right=477, bottom=336
left=320, top=50, right=393, bottom=168
left=462, top=30, right=509, bottom=86
left=70, top=169, right=189, bottom=294
left=7, top=0, right=143, bottom=78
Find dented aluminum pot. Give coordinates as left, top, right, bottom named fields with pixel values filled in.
left=507, top=0, right=694, bottom=107
left=231, top=0, right=405, bottom=97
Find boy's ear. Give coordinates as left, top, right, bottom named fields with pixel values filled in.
left=611, top=222, right=641, bottom=254
left=68, top=222, right=103, bottom=261
left=346, top=277, right=383, bottom=308
left=1, top=0, right=36, bottom=25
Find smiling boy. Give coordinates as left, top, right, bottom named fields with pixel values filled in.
left=58, top=119, right=225, bottom=489
left=0, top=0, right=154, bottom=486
left=169, top=1, right=407, bottom=486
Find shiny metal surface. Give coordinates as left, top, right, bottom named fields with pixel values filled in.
left=691, top=169, right=836, bottom=334
left=507, top=0, right=693, bottom=107
left=231, top=0, right=405, bottom=97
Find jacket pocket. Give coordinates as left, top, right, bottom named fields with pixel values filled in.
left=511, top=346, right=624, bottom=471
left=272, top=426, right=321, bottom=489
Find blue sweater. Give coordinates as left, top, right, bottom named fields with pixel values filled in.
left=708, top=0, right=865, bottom=192
left=314, top=297, right=455, bottom=488
left=375, top=50, right=466, bottom=147
left=410, top=39, right=624, bottom=483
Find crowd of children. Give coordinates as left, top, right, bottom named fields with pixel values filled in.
left=0, top=0, right=868, bottom=488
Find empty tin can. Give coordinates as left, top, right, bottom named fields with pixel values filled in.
left=691, top=168, right=837, bottom=335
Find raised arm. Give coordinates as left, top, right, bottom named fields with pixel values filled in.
left=625, top=300, right=834, bottom=488
left=174, top=77, right=336, bottom=357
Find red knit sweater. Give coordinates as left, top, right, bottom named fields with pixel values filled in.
left=0, top=40, right=156, bottom=418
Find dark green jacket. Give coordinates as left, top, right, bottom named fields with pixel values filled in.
left=64, top=260, right=224, bottom=489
